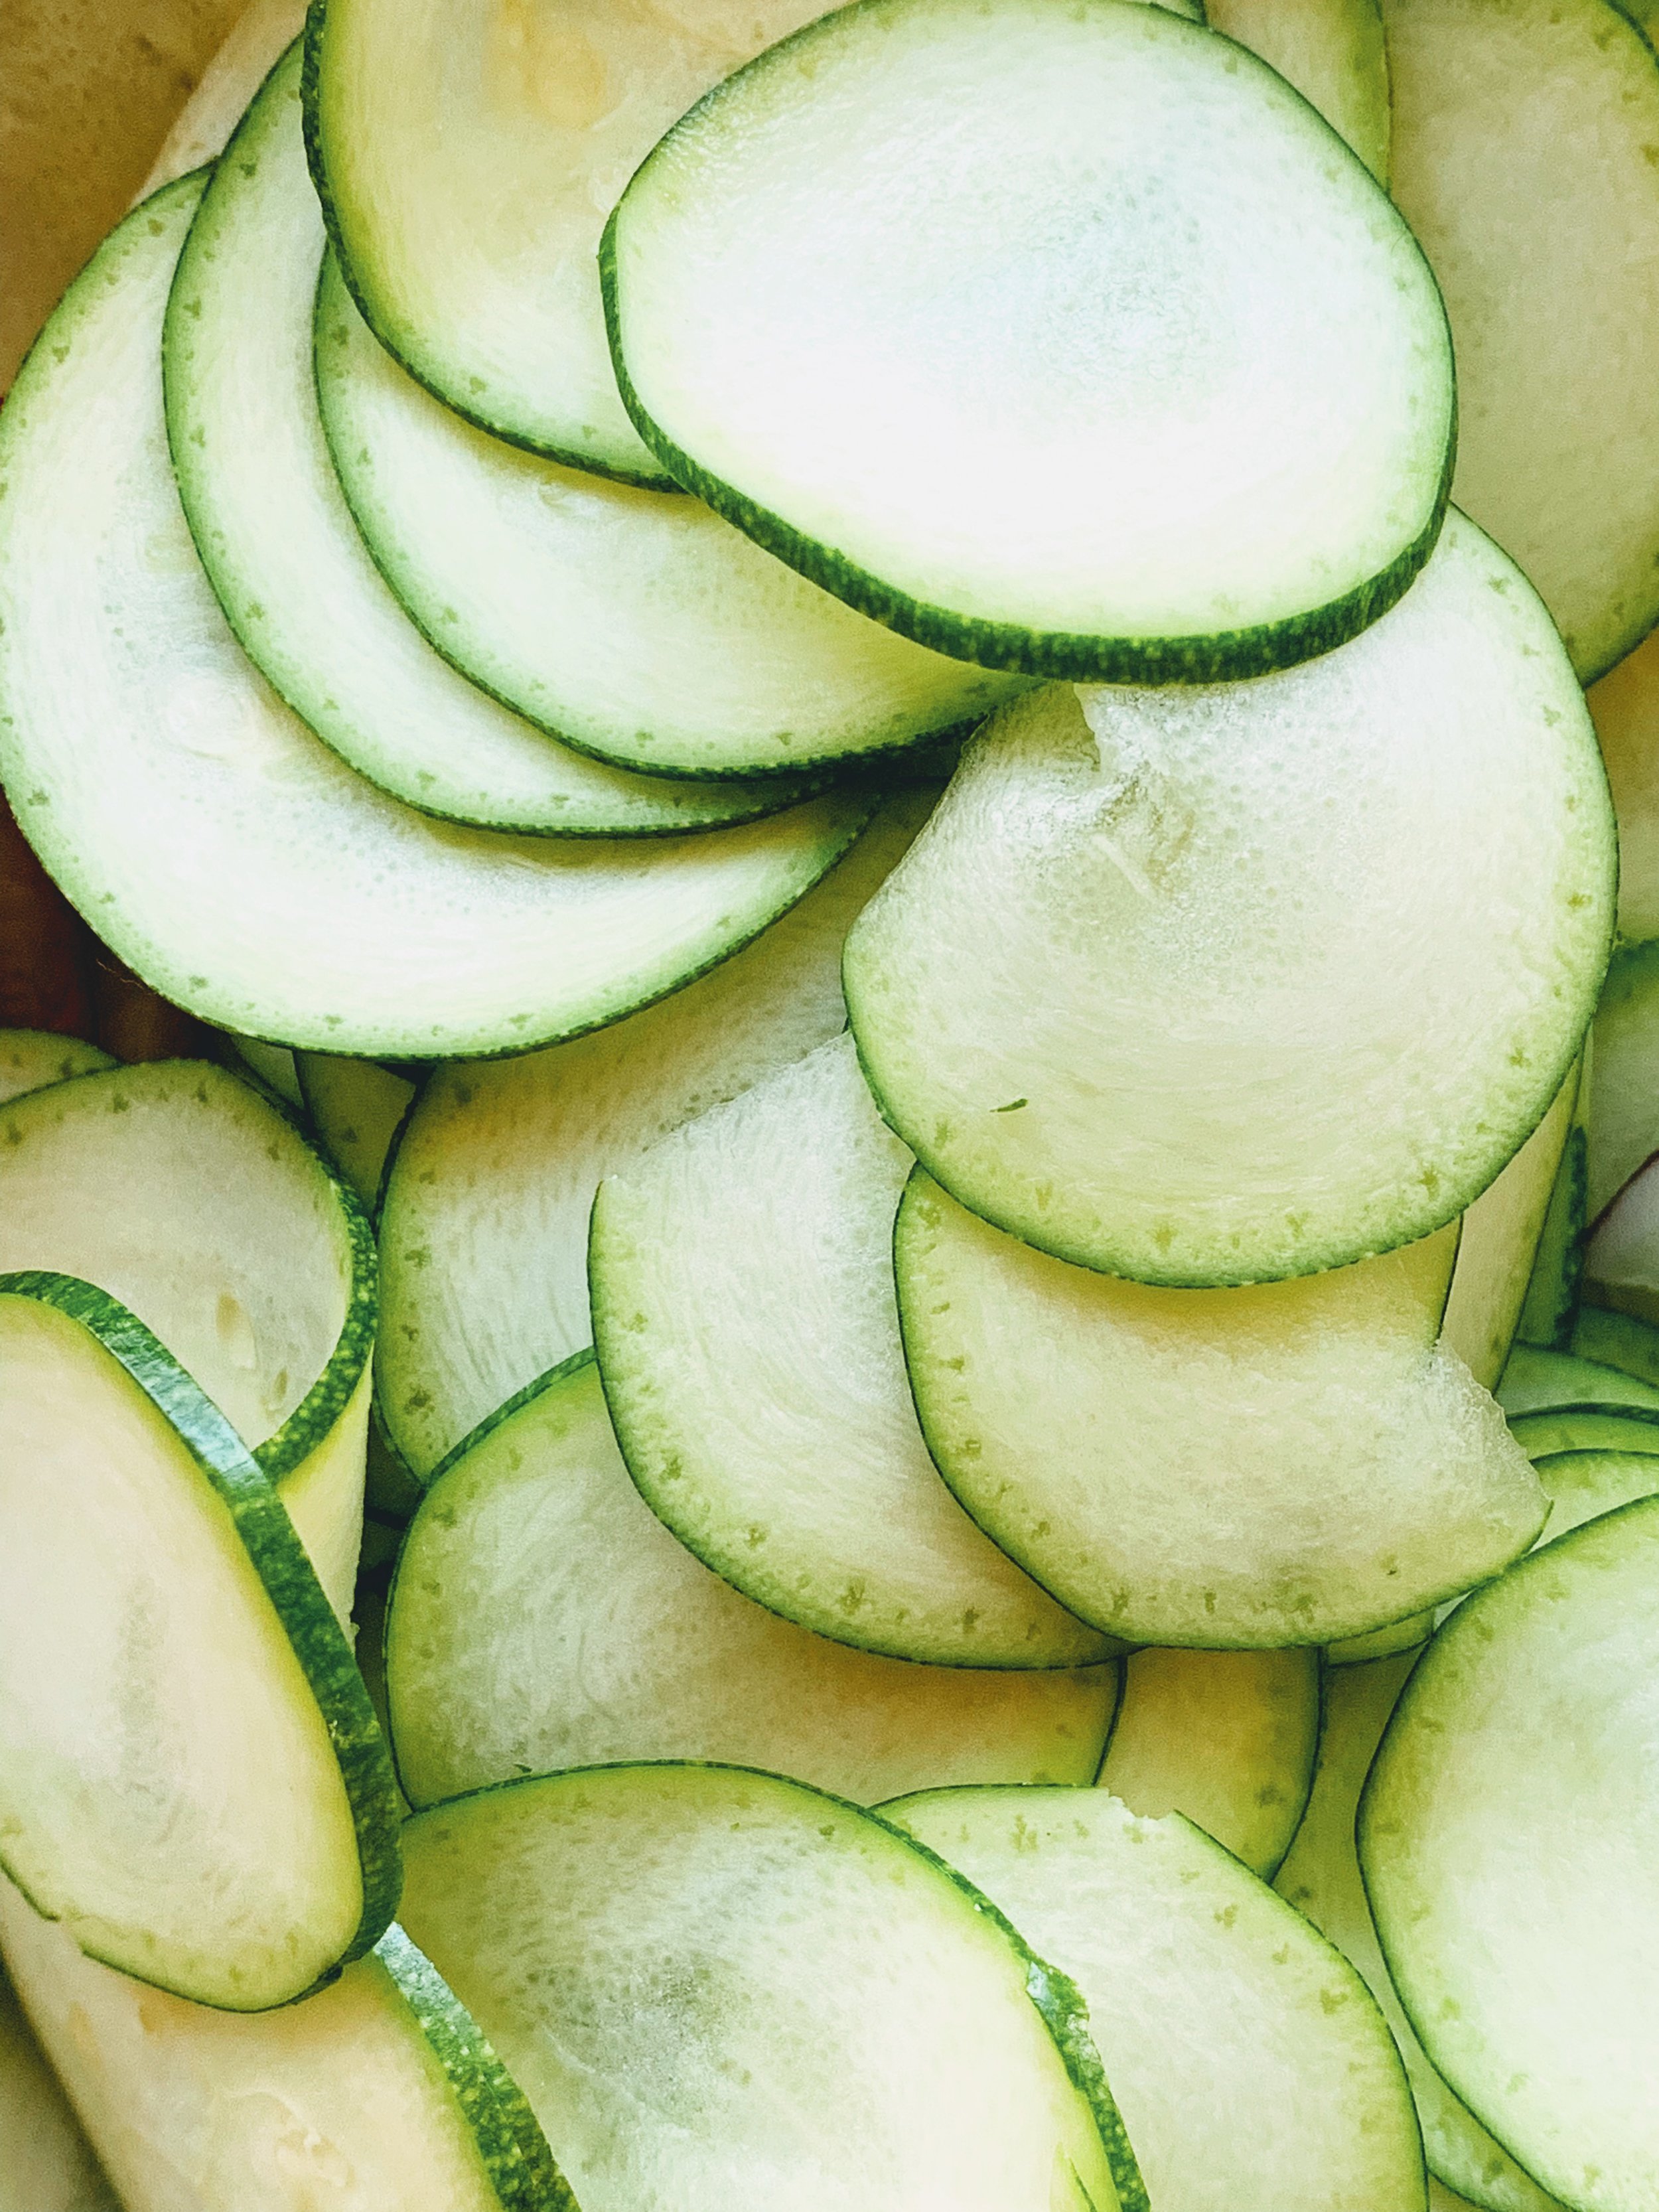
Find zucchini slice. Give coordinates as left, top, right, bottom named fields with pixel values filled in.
left=1586, top=1156, right=1659, bottom=1327
left=1274, top=1656, right=1563, bottom=2212
left=1442, top=1068, right=1579, bottom=1394
left=1533, top=1449, right=1659, bottom=1546
left=0, top=1059, right=374, bottom=1623
left=0, top=1962, right=115, bottom=2212
left=895, top=1171, right=1544, bottom=1647
left=1360, top=1499, right=1659, bottom=2212
left=139, top=0, right=307, bottom=198
left=314, top=255, right=1024, bottom=782
left=1569, top=1304, right=1659, bottom=1386
left=399, top=1763, right=1143, bottom=2212
left=386, top=1352, right=1118, bottom=1808
left=1096, top=1647, right=1318, bottom=1879
left=1384, top=0, right=1659, bottom=682
left=1508, top=1404, right=1659, bottom=1461
left=1587, top=941, right=1659, bottom=1222
left=0, top=1275, right=399, bottom=2010
left=591, top=1033, right=1109, bottom=1668
left=844, top=519, right=1614, bottom=1284
left=0, top=1883, right=567, bottom=2212
left=0, top=177, right=870, bottom=1059
left=604, top=0, right=1453, bottom=684
left=295, top=1052, right=416, bottom=1214
left=1510, top=1073, right=1592, bottom=1356
left=167, top=51, right=807, bottom=840
left=0, top=1030, right=113, bottom=1108
left=886, top=1787, right=1425, bottom=2212
left=1205, top=0, right=1389, bottom=180
left=380, top=793, right=929, bottom=1478
left=1589, top=628, right=1659, bottom=942
left=1497, top=1346, right=1659, bottom=1420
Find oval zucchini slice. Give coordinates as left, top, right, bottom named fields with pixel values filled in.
left=0, top=1882, right=567, bottom=2212
left=0, top=1962, right=115, bottom=2212
left=887, top=1787, right=1425, bottom=2212
left=605, top=0, right=1453, bottom=684
left=1384, top=0, right=1659, bottom=681
left=1360, top=1499, right=1659, bottom=2212
left=844, top=518, right=1614, bottom=1285
left=0, top=1030, right=113, bottom=1108
left=0, top=1275, right=400, bottom=2010
left=1096, top=1647, right=1318, bottom=1879
left=0, top=175, right=871, bottom=1059
left=386, top=1351, right=1118, bottom=1809
left=1205, top=0, right=1389, bottom=181
left=591, top=1033, right=1110, bottom=1668
left=399, top=1762, right=1143, bottom=2212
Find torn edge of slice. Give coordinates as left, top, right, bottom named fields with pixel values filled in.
left=590, top=1032, right=1109, bottom=1667
left=0, top=1274, right=401, bottom=2010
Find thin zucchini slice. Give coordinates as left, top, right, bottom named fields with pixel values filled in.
left=0, top=1962, right=115, bottom=2212
left=886, top=1787, right=1425, bottom=2212
left=1510, top=1069, right=1592, bottom=1353
left=1508, top=1404, right=1659, bottom=1461
left=0, top=177, right=870, bottom=1059
left=0, top=1030, right=113, bottom=1107
left=591, top=1033, right=1109, bottom=1668
left=167, top=54, right=804, bottom=840
left=0, top=1275, right=399, bottom=2011
left=1384, top=0, right=1659, bottom=680
left=315, top=256, right=1024, bottom=782
left=895, top=1171, right=1544, bottom=1647
left=1569, top=1303, right=1659, bottom=1385
left=605, top=0, right=1453, bottom=684
left=844, top=519, right=1614, bottom=1284
left=0, top=1059, right=374, bottom=1622
left=1094, top=1647, right=1318, bottom=1878
left=1588, top=941, right=1659, bottom=1222
left=1360, top=1499, right=1659, bottom=2211
left=295, top=1053, right=416, bottom=1213
left=1274, top=1657, right=1563, bottom=2212
left=1442, top=1068, right=1579, bottom=1392
left=0, top=1883, right=567, bottom=2212
left=399, top=1763, right=1143, bottom=2212
left=1589, top=628, right=1659, bottom=941
left=386, top=1353, right=1118, bottom=1809
left=1326, top=1612, right=1435, bottom=1666
left=1534, top=1449, right=1659, bottom=1546
left=1497, top=1346, right=1659, bottom=1420
left=1205, top=0, right=1390, bottom=180
left=222, top=1035, right=307, bottom=1111
left=1586, top=1154, right=1659, bottom=1325
left=380, top=794, right=929, bottom=1478
left=139, top=0, right=307, bottom=198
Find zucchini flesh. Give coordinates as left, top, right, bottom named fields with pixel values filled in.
left=896, top=1171, right=1544, bottom=1647
left=1442, top=1069, right=1579, bottom=1393
left=1569, top=1304, right=1659, bottom=1386
left=1360, top=1500, right=1659, bottom=2211
left=1589, top=628, right=1659, bottom=942
left=1587, top=942, right=1659, bottom=1222
left=0, top=177, right=871, bottom=1059
left=1511, top=1070, right=1592, bottom=1354
left=0, top=1060, right=373, bottom=1622
left=0, top=1278, right=399, bottom=2010
left=1096, top=1647, right=1318, bottom=1878
left=139, top=0, right=307, bottom=198
left=1508, top=1404, right=1659, bottom=1461
left=1274, top=1657, right=1564, bottom=2212
left=294, top=1053, right=416, bottom=1215
left=1534, top=1449, right=1659, bottom=1546
left=386, top=1353, right=1117, bottom=1809
left=591, top=1034, right=1108, bottom=1668
left=605, top=0, right=1453, bottom=683
left=400, top=1763, right=1141, bottom=2212
left=886, top=1787, right=1425, bottom=2212
left=1586, top=1155, right=1659, bottom=1325
left=380, top=794, right=928, bottom=1477
left=1496, top=1347, right=1659, bottom=1420
left=844, top=520, right=1614, bottom=1284
left=1384, top=0, right=1659, bottom=681
left=1204, top=0, right=1389, bottom=181
left=314, top=255, right=1025, bottom=782
left=0, top=1963, right=115, bottom=2212
left=0, top=1031, right=114, bottom=1108
left=167, top=52, right=809, bottom=839
left=0, top=1883, right=567, bottom=2212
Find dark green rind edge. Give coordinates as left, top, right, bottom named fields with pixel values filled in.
left=1508, top=1401, right=1659, bottom=1459
left=373, top=1924, right=578, bottom=2212
left=0, top=1031, right=117, bottom=1101
left=299, top=0, right=678, bottom=491
left=1354, top=1491, right=1659, bottom=2191
left=1513, top=1076, right=1590, bottom=1347
left=0, top=1269, right=403, bottom=2009
left=891, top=1163, right=1547, bottom=1648
left=599, top=0, right=1457, bottom=686
left=403, top=1759, right=1148, bottom=2212
left=311, top=254, right=1015, bottom=790
left=586, top=1185, right=1114, bottom=1671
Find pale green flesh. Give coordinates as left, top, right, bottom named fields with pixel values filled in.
left=1585, top=1150, right=1659, bottom=1327
left=1384, top=0, right=1659, bottom=680
left=1442, top=1068, right=1579, bottom=1392
left=1326, top=1612, right=1435, bottom=1665
left=0, top=1292, right=370, bottom=2011
left=608, top=0, right=1452, bottom=681
left=401, top=1765, right=1135, bottom=2212
left=0, top=1883, right=551, bottom=2212
left=887, top=1788, right=1425, bottom=2212
left=0, top=1031, right=115, bottom=1109
left=1589, top=627, right=1659, bottom=942
left=315, top=256, right=1023, bottom=781
left=0, top=1962, right=116, bottom=2212
left=591, top=1034, right=1107, bottom=1667
left=896, top=1171, right=1544, bottom=1647
left=1510, top=1069, right=1591, bottom=1353
left=845, top=520, right=1613, bottom=1284
left=1508, top=1404, right=1659, bottom=1460
left=166, top=51, right=792, bottom=838
left=1095, top=1646, right=1318, bottom=1878
left=387, top=1355, right=1117, bottom=1809
left=295, top=1053, right=415, bottom=1213
left=1569, top=1304, right=1659, bottom=1386
left=224, top=1035, right=306, bottom=1110
left=1361, top=1501, right=1659, bottom=2211
left=0, top=179, right=869, bottom=1058
left=1273, top=1658, right=1565, bottom=2212
left=1205, top=0, right=1390, bottom=181
left=380, top=795, right=929, bottom=1478
left=1534, top=1449, right=1659, bottom=1546
left=1587, top=940, right=1659, bottom=1222
left=1496, top=1346, right=1659, bottom=1419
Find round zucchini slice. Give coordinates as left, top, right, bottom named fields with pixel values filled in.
left=1205, top=0, right=1389, bottom=181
